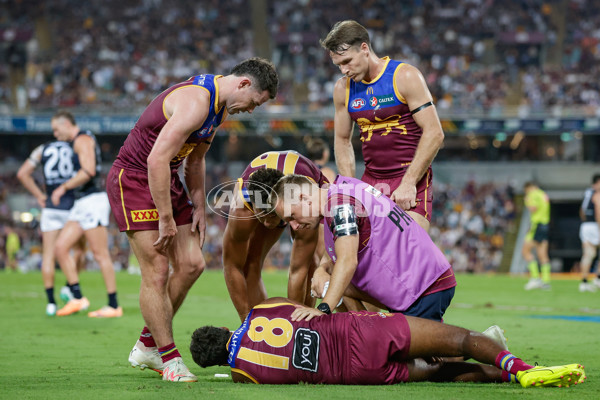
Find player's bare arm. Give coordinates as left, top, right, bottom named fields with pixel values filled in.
left=51, top=134, right=96, bottom=206
left=223, top=214, right=258, bottom=321
left=148, top=87, right=210, bottom=253
left=320, top=234, right=359, bottom=313
left=310, top=252, right=333, bottom=297
left=17, top=157, right=46, bottom=208
left=287, top=227, right=319, bottom=303
left=391, top=64, right=444, bottom=209
left=185, top=141, right=212, bottom=248
left=333, top=77, right=356, bottom=177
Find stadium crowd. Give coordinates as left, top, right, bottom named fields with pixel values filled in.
left=0, top=0, right=597, bottom=115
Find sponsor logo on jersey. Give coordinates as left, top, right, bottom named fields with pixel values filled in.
left=292, top=328, right=320, bottom=372
left=351, top=98, right=366, bottom=110
left=369, top=95, right=395, bottom=107
left=131, top=209, right=159, bottom=222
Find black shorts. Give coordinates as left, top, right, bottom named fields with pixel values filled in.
left=391, top=286, right=455, bottom=322
left=533, top=223, right=550, bottom=242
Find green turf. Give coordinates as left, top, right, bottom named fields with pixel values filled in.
left=0, top=270, right=597, bottom=399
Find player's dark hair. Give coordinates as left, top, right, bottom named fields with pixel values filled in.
left=52, top=110, right=77, bottom=125
left=592, top=174, right=600, bottom=184
left=190, top=326, right=230, bottom=368
left=320, top=20, right=371, bottom=55
left=306, top=138, right=329, bottom=161
left=248, top=168, right=285, bottom=211
left=523, top=181, right=537, bottom=190
left=231, top=57, right=279, bottom=99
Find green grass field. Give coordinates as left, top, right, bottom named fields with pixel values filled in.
left=1, top=270, right=598, bottom=399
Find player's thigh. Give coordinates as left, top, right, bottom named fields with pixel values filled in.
left=251, top=224, right=284, bottom=264
left=405, top=316, right=467, bottom=359
left=407, top=211, right=430, bottom=231
left=127, top=230, right=169, bottom=275
left=55, top=221, right=85, bottom=254
left=167, top=223, right=205, bottom=273
left=521, top=238, right=534, bottom=256
left=83, top=226, right=110, bottom=257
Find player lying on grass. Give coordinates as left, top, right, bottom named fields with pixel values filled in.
left=190, top=297, right=586, bottom=387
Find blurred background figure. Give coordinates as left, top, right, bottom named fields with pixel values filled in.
left=305, top=137, right=336, bottom=183
left=4, top=223, right=20, bottom=272
left=577, top=173, right=600, bottom=292
left=522, top=182, right=551, bottom=290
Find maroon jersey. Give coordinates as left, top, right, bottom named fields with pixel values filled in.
left=237, top=151, right=328, bottom=211
left=227, top=303, right=411, bottom=384
left=113, top=74, right=225, bottom=173
left=346, top=58, right=423, bottom=179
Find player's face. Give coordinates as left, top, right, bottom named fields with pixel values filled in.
left=255, top=209, right=283, bottom=229
left=51, top=117, right=72, bottom=141
left=330, top=45, right=368, bottom=82
left=275, top=196, right=321, bottom=231
left=228, top=84, right=270, bottom=115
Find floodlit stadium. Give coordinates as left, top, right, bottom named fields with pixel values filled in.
left=1, top=0, right=599, bottom=398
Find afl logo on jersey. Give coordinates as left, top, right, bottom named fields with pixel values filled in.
left=351, top=98, right=366, bottom=110
left=370, top=97, right=378, bottom=107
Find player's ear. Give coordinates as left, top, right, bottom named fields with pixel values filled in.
left=238, top=78, right=252, bottom=89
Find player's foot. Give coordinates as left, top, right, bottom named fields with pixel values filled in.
left=56, top=297, right=90, bottom=316
left=524, top=278, right=544, bottom=290
left=579, top=282, right=597, bottom=293
left=482, top=325, right=508, bottom=351
left=517, top=364, right=586, bottom=388
left=46, top=303, right=57, bottom=316
left=59, top=286, right=74, bottom=303
left=540, top=283, right=552, bottom=291
left=162, top=357, right=197, bottom=382
left=129, top=340, right=163, bottom=374
left=592, top=278, right=600, bottom=289
left=88, top=306, right=123, bottom=318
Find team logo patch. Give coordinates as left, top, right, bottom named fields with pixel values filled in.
left=370, top=95, right=395, bottom=108
left=370, top=97, right=378, bottom=107
left=131, top=209, right=159, bottom=222
left=351, top=98, right=366, bottom=110
left=292, top=328, right=320, bottom=372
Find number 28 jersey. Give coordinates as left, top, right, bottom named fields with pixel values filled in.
left=29, top=141, right=76, bottom=210
left=227, top=302, right=348, bottom=384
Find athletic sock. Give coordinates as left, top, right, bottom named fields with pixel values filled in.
left=158, top=343, right=181, bottom=364
left=108, top=292, right=118, bottom=309
left=495, top=350, right=533, bottom=377
left=582, top=278, right=588, bottom=283
left=139, top=326, right=157, bottom=348
left=527, top=261, right=540, bottom=279
left=541, top=263, right=551, bottom=283
left=501, top=370, right=519, bottom=383
left=45, top=287, right=55, bottom=304
left=68, top=283, right=82, bottom=299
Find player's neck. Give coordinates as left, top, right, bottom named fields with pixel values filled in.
left=365, top=56, right=385, bottom=82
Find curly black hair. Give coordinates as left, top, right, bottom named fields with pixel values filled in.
left=248, top=168, right=285, bottom=211
left=190, top=326, right=230, bottom=368
left=231, top=57, right=279, bottom=99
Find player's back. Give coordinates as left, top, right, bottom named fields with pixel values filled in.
left=40, top=140, right=76, bottom=210
left=228, top=302, right=350, bottom=384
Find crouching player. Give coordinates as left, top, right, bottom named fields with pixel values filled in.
left=191, top=298, right=586, bottom=388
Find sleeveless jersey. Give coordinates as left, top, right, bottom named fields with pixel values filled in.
left=582, top=188, right=596, bottom=222
left=346, top=57, right=424, bottom=178
left=227, top=302, right=350, bottom=384
left=113, top=74, right=226, bottom=173
left=32, top=141, right=76, bottom=210
left=72, top=130, right=102, bottom=198
left=237, top=151, right=328, bottom=211
left=323, top=175, right=451, bottom=311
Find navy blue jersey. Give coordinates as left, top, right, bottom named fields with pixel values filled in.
left=72, top=130, right=102, bottom=198
left=36, top=141, right=76, bottom=210
left=582, top=188, right=596, bottom=222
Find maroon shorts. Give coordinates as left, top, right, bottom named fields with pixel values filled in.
left=106, top=166, right=193, bottom=232
left=361, top=167, right=433, bottom=221
left=348, top=312, right=411, bottom=384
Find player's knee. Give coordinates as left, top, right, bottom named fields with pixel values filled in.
left=179, top=255, right=205, bottom=280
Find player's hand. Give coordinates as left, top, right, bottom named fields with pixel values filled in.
left=291, top=304, right=324, bottom=322
left=153, top=216, right=177, bottom=254
left=191, top=206, right=206, bottom=249
left=310, top=267, right=331, bottom=298
left=50, top=185, right=66, bottom=206
left=390, top=181, right=417, bottom=211
left=36, top=194, right=47, bottom=208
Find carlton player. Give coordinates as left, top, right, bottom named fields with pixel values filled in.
left=321, top=20, right=445, bottom=231
left=190, top=298, right=586, bottom=388
left=106, top=58, right=278, bottom=382
left=223, top=151, right=328, bottom=322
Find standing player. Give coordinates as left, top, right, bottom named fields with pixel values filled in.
left=577, top=174, right=600, bottom=292
left=270, top=174, right=456, bottom=322
left=17, top=137, right=85, bottom=316
left=522, top=182, right=551, bottom=291
left=320, top=20, right=444, bottom=231
left=191, top=298, right=586, bottom=388
left=106, top=58, right=278, bottom=382
left=49, top=111, right=121, bottom=318
left=223, top=151, right=328, bottom=322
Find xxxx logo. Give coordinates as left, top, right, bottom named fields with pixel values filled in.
left=131, top=209, right=159, bottom=222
